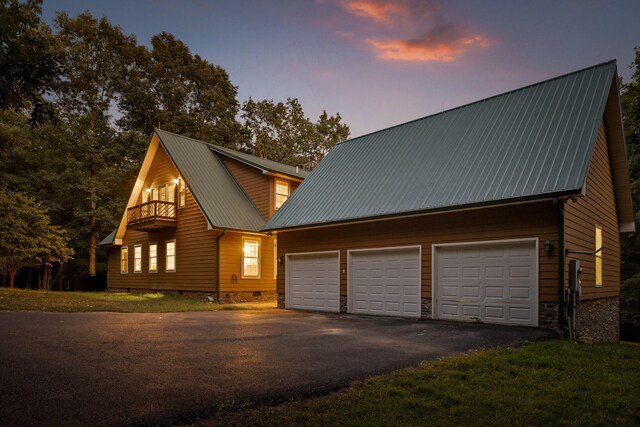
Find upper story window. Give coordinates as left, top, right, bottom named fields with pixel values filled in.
left=275, top=180, right=290, bottom=210
left=149, top=243, right=158, bottom=273
left=242, top=238, right=260, bottom=278
left=178, top=178, right=186, bottom=208
left=166, top=240, right=176, bottom=272
left=134, top=245, right=142, bottom=273
left=120, top=247, right=128, bottom=274
left=595, top=226, right=603, bottom=287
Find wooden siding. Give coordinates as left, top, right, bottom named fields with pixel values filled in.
left=277, top=201, right=560, bottom=302
left=564, top=120, right=621, bottom=300
left=108, top=145, right=218, bottom=292
left=219, top=232, right=276, bottom=292
left=222, top=157, right=270, bottom=219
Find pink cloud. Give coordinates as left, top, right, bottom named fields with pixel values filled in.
left=342, top=0, right=407, bottom=23
left=368, top=24, right=491, bottom=62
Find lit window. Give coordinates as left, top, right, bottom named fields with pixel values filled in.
left=178, top=178, right=186, bottom=208
left=166, top=240, right=176, bottom=272
left=120, top=247, right=128, bottom=274
left=242, top=238, right=260, bottom=278
left=275, top=180, right=290, bottom=210
left=149, top=243, right=157, bottom=273
left=166, top=183, right=175, bottom=203
left=158, top=185, right=166, bottom=202
left=134, top=245, right=142, bottom=273
left=595, top=226, right=603, bottom=287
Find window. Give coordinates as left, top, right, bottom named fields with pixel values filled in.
left=178, top=178, right=186, bottom=208
left=275, top=180, right=290, bottom=210
left=120, top=247, right=128, bottom=274
left=166, top=240, right=176, bottom=272
left=595, top=226, right=603, bottom=287
left=149, top=243, right=158, bottom=273
left=242, top=238, right=260, bottom=278
left=134, top=245, right=142, bottom=273
left=166, top=182, right=176, bottom=203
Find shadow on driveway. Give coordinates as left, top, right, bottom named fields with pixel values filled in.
left=0, top=309, right=553, bottom=426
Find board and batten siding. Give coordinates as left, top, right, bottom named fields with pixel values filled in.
left=276, top=201, right=559, bottom=302
left=108, top=145, right=218, bottom=292
left=564, top=120, right=621, bottom=300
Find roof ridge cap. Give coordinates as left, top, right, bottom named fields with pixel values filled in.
left=338, top=59, right=617, bottom=146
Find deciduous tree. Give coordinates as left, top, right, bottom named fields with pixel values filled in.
left=0, top=189, right=73, bottom=288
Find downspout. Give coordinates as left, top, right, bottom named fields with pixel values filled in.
left=553, top=197, right=567, bottom=336
left=215, top=229, right=226, bottom=302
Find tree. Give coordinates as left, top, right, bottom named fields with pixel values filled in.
left=118, top=32, right=246, bottom=147
left=621, top=46, right=640, bottom=340
left=0, top=189, right=73, bottom=288
left=241, top=97, right=349, bottom=167
left=0, top=0, right=61, bottom=126
left=53, top=12, right=144, bottom=276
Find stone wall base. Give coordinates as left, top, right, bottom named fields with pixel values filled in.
left=539, top=302, right=561, bottom=333
left=109, top=288, right=277, bottom=303
left=277, top=293, right=285, bottom=309
left=579, top=297, right=619, bottom=342
left=340, top=296, right=348, bottom=313
left=421, top=298, right=432, bottom=319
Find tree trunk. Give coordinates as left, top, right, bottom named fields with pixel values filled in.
left=89, top=182, right=97, bottom=276
left=9, top=270, right=16, bottom=288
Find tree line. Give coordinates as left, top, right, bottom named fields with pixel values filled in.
left=0, top=0, right=350, bottom=286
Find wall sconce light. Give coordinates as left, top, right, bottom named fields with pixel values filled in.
left=145, top=188, right=152, bottom=193
left=172, top=178, right=180, bottom=184
left=544, top=240, right=553, bottom=256
left=277, top=257, right=283, bottom=265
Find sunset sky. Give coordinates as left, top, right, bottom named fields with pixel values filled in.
left=43, top=0, right=640, bottom=138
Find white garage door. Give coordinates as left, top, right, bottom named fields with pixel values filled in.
left=349, top=246, right=421, bottom=318
left=434, top=239, right=538, bottom=326
left=286, top=252, right=340, bottom=312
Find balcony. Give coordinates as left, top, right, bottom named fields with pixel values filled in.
left=127, top=201, right=177, bottom=231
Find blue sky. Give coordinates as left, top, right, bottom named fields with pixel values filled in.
left=43, top=0, right=640, bottom=138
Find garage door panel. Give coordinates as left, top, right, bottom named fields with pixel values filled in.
left=287, top=253, right=339, bottom=313
left=435, top=240, right=538, bottom=327
left=349, top=247, right=421, bottom=318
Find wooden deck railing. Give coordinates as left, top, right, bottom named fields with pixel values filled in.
left=127, top=200, right=177, bottom=225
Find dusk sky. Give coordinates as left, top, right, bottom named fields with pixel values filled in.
left=43, top=0, right=640, bottom=138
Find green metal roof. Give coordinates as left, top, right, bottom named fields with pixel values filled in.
left=208, top=144, right=309, bottom=180
left=264, top=61, right=618, bottom=231
left=97, top=229, right=116, bottom=246
left=156, top=129, right=266, bottom=231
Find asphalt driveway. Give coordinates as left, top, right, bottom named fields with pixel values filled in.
left=0, top=309, right=552, bottom=426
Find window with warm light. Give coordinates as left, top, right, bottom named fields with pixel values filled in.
left=120, top=247, right=128, bottom=274
left=166, top=240, right=176, bottom=272
left=242, top=238, right=260, bottom=278
left=134, top=245, right=142, bottom=273
left=178, top=178, right=186, bottom=208
left=149, top=243, right=157, bottom=272
left=275, top=180, right=290, bottom=210
left=595, top=226, right=603, bottom=287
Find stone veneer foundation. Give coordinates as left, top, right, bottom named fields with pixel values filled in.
left=110, top=288, right=276, bottom=303
left=539, top=302, right=561, bottom=333
left=579, top=297, right=619, bottom=342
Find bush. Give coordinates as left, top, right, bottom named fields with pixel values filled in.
left=621, top=274, right=640, bottom=341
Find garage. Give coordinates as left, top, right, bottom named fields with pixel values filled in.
left=286, top=251, right=340, bottom=312
left=433, top=239, right=538, bottom=326
left=348, top=246, right=421, bottom=318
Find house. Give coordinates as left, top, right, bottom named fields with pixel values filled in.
left=98, top=129, right=308, bottom=300
left=263, top=60, right=634, bottom=341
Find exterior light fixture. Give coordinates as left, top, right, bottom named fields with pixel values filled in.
left=145, top=188, right=152, bottom=193
left=544, top=240, right=553, bottom=256
left=278, top=257, right=283, bottom=265
left=173, top=178, right=180, bottom=184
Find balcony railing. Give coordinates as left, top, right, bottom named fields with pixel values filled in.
left=127, top=201, right=177, bottom=230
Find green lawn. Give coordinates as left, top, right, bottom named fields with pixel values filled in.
left=0, top=288, right=275, bottom=312
left=202, top=340, right=640, bottom=427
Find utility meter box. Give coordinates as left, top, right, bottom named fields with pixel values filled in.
left=569, top=260, right=582, bottom=295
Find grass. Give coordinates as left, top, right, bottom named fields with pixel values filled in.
left=201, top=340, right=640, bottom=427
left=0, top=288, right=275, bottom=313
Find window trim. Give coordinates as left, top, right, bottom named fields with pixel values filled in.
left=166, top=240, right=176, bottom=273
left=242, top=237, right=261, bottom=279
left=274, top=239, right=278, bottom=279
left=149, top=242, right=158, bottom=273
left=595, top=225, right=603, bottom=288
left=274, top=179, right=290, bottom=210
left=120, top=246, right=129, bottom=274
left=133, top=244, right=142, bottom=273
